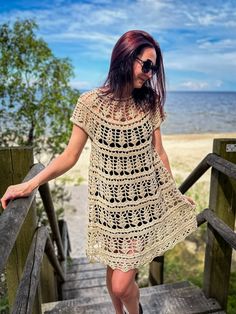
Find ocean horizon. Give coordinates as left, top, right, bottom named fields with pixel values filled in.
left=162, top=91, right=236, bottom=134
left=79, top=90, right=236, bottom=135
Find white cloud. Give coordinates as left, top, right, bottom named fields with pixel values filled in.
left=70, top=79, right=92, bottom=90
left=165, top=50, right=236, bottom=79
left=180, top=81, right=209, bottom=90
left=197, top=38, right=236, bottom=50
left=0, top=0, right=235, bottom=90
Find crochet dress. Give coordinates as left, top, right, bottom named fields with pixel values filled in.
left=70, top=88, right=197, bottom=272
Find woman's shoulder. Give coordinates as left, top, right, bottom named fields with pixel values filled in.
left=79, top=88, right=101, bottom=103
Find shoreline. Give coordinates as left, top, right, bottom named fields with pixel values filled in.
left=60, top=132, right=236, bottom=185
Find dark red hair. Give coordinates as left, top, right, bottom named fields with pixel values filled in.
left=102, top=30, right=166, bottom=115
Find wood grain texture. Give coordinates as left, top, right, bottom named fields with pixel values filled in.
left=203, top=138, right=236, bottom=311
left=42, top=257, right=225, bottom=314
left=0, top=148, right=43, bottom=313
left=12, top=226, right=48, bottom=314
left=0, top=162, right=44, bottom=273
left=39, top=183, right=65, bottom=261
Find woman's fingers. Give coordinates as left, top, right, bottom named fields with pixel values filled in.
left=183, top=195, right=196, bottom=206
left=1, top=193, right=13, bottom=209
left=1, top=183, right=32, bottom=210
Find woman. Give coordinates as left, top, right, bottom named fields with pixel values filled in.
left=1, top=30, right=197, bottom=314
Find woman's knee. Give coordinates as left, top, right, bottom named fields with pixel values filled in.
left=111, top=281, right=129, bottom=299
left=110, top=269, right=137, bottom=299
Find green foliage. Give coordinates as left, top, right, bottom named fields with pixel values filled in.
left=0, top=273, right=9, bottom=313
left=0, top=20, right=82, bottom=307
left=228, top=271, right=236, bottom=314
left=0, top=19, right=80, bottom=157
left=0, top=19, right=81, bottom=214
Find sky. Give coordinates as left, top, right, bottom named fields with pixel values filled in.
left=0, top=0, right=236, bottom=92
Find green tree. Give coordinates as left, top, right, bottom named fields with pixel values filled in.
left=0, top=19, right=80, bottom=154
left=0, top=19, right=80, bottom=219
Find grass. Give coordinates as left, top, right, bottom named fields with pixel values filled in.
left=0, top=273, right=9, bottom=313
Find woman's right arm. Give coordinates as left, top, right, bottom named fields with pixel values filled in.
left=1, top=124, right=88, bottom=209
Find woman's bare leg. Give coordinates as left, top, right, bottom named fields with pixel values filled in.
left=111, top=268, right=140, bottom=314
left=106, top=266, right=125, bottom=314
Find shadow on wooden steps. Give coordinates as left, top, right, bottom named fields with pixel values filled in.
left=41, top=257, right=225, bottom=314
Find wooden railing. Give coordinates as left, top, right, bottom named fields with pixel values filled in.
left=0, top=147, right=71, bottom=314
left=1, top=139, right=235, bottom=313
left=149, top=138, right=236, bottom=312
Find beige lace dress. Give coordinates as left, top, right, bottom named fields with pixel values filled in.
left=70, top=88, right=197, bottom=272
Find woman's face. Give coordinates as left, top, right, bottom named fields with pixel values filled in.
left=133, top=47, right=157, bottom=89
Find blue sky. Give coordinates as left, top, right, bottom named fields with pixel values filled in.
left=0, top=0, right=236, bottom=91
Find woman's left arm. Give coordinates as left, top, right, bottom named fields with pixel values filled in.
left=152, top=127, right=173, bottom=178
left=152, top=127, right=195, bottom=206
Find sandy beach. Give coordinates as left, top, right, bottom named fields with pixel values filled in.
left=59, top=132, right=236, bottom=258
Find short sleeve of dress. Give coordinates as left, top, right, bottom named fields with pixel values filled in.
left=70, top=94, right=91, bottom=137
left=151, top=105, right=167, bottom=130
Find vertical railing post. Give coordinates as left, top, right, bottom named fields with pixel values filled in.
left=148, top=256, right=164, bottom=286
left=203, top=138, right=236, bottom=311
left=0, top=147, right=42, bottom=314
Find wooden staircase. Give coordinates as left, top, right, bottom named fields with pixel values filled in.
left=41, top=257, right=225, bottom=314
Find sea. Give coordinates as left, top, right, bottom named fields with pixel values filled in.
left=162, top=91, right=236, bottom=135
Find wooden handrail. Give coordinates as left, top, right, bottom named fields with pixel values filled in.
left=177, top=139, right=236, bottom=311
left=151, top=139, right=236, bottom=302
left=196, top=210, right=207, bottom=227
left=0, top=162, right=68, bottom=273
left=11, top=226, right=65, bottom=314
left=196, top=208, right=236, bottom=249
left=179, top=153, right=211, bottom=193
left=0, top=149, right=71, bottom=312
left=0, top=163, right=44, bottom=274
left=179, top=153, right=236, bottom=194
left=202, top=209, right=236, bottom=250
left=12, top=226, right=48, bottom=314
left=207, top=153, right=236, bottom=180
left=39, top=183, right=66, bottom=261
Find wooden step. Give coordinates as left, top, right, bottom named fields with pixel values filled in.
left=42, top=281, right=225, bottom=313
left=42, top=257, right=225, bottom=313
left=62, top=258, right=108, bottom=300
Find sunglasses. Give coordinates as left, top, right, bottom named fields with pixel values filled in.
left=136, top=57, right=158, bottom=75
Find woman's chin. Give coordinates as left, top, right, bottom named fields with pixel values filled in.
left=134, top=81, right=144, bottom=89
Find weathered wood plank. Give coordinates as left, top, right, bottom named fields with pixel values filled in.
left=207, top=152, right=236, bottom=180
left=0, top=148, right=43, bottom=314
left=59, top=220, right=71, bottom=275
left=196, top=209, right=207, bottom=227
left=203, top=208, right=236, bottom=249
left=0, top=162, right=44, bottom=273
left=45, top=236, right=65, bottom=283
left=63, top=277, right=107, bottom=290
left=179, top=151, right=236, bottom=194
left=63, top=285, right=109, bottom=300
left=203, top=138, right=236, bottom=311
left=65, top=268, right=106, bottom=281
left=39, top=183, right=65, bottom=261
left=67, top=262, right=106, bottom=273
left=12, top=227, right=48, bottom=314
left=42, top=281, right=225, bottom=314
left=40, top=253, right=58, bottom=303
left=179, top=153, right=211, bottom=193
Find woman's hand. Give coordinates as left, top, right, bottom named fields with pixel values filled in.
left=0, top=181, right=35, bottom=210
left=183, top=195, right=196, bottom=206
